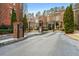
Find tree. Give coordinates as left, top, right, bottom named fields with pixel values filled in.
left=23, top=14, right=28, bottom=32
left=10, top=8, right=17, bottom=33
left=11, top=8, right=17, bottom=26
left=63, top=4, right=74, bottom=33
left=61, top=6, right=64, bottom=10
left=43, top=10, right=48, bottom=16
left=36, top=11, right=41, bottom=17
left=54, top=7, right=58, bottom=12
left=43, top=10, right=46, bottom=16
left=50, top=8, right=54, bottom=11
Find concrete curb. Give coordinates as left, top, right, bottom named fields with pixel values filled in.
left=0, top=37, right=24, bottom=47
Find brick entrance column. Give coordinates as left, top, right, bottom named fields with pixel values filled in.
left=13, top=21, right=24, bottom=38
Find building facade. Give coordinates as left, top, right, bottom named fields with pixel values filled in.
left=47, top=10, right=65, bottom=30
left=28, top=13, right=35, bottom=30
left=73, top=3, right=79, bottom=30
left=54, top=10, right=65, bottom=30
left=39, top=15, right=47, bottom=30
left=0, top=3, right=23, bottom=26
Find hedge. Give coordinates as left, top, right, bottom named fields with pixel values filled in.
left=0, top=29, right=13, bottom=34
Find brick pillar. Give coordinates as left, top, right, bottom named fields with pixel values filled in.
left=13, top=21, right=24, bottom=38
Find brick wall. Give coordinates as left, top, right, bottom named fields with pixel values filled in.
left=0, top=3, right=23, bottom=26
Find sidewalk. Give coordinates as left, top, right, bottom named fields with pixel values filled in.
left=0, top=31, right=40, bottom=47
left=67, top=31, right=79, bottom=41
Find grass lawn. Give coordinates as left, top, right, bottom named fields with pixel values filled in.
left=67, top=34, right=79, bottom=41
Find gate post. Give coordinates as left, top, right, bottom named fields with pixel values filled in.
left=13, top=21, right=24, bottom=38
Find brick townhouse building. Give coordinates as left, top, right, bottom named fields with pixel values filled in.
left=0, top=3, right=23, bottom=26
left=47, top=10, right=65, bottom=30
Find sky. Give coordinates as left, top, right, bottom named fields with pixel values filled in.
left=24, top=3, right=70, bottom=15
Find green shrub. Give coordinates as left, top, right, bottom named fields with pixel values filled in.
left=0, top=25, right=13, bottom=34
left=0, top=29, right=13, bottom=34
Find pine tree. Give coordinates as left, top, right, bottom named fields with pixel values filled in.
left=10, top=8, right=17, bottom=32
left=23, top=14, right=28, bottom=32
left=11, top=8, right=17, bottom=26
left=63, top=4, right=74, bottom=33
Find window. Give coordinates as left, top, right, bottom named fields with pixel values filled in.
left=13, top=3, right=16, bottom=6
